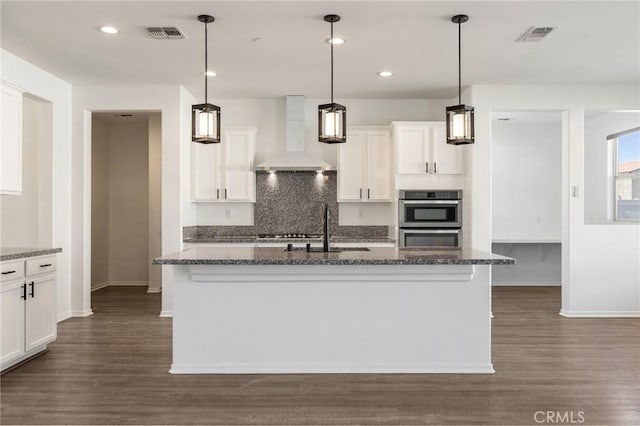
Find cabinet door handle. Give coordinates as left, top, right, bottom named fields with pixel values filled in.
left=434, top=162, right=437, bottom=174
left=21, top=284, right=26, bottom=300
left=224, top=188, right=227, bottom=199
left=216, top=188, right=220, bottom=199
left=29, top=281, right=34, bottom=298
left=2, top=270, right=16, bottom=275
left=40, top=264, right=52, bottom=268
left=367, top=188, right=370, bottom=199
left=425, top=162, right=429, bottom=174
left=359, top=188, right=362, bottom=199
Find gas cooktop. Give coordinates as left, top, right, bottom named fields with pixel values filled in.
left=257, top=233, right=322, bottom=239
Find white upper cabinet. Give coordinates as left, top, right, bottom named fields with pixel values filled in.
left=338, top=127, right=392, bottom=202
left=1, top=81, right=24, bottom=195
left=393, top=121, right=464, bottom=175
left=192, top=127, right=256, bottom=202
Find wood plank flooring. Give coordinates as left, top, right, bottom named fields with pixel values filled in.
left=1, top=286, right=638, bottom=425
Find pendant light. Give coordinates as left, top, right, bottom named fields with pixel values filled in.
left=446, top=14, right=475, bottom=145
left=318, top=14, right=346, bottom=144
left=192, top=14, right=221, bottom=144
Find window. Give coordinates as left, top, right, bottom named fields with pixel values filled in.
left=610, top=127, right=640, bottom=221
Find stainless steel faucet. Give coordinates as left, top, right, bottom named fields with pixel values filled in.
left=323, top=203, right=330, bottom=252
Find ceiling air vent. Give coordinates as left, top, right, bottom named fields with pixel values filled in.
left=517, top=26, right=556, bottom=42
left=147, top=27, right=186, bottom=39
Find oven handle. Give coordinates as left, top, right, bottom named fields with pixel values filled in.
left=400, top=200, right=460, bottom=204
left=401, top=229, right=461, bottom=234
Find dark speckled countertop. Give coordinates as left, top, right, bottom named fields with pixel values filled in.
left=154, top=246, right=514, bottom=266
left=1, top=247, right=62, bottom=262
left=184, top=236, right=396, bottom=244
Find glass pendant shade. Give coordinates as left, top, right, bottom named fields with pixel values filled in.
left=192, top=103, right=221, bottom=144
left=318, top=103, right=346, bottom=144
left=446, top=104, right=474, bottom=145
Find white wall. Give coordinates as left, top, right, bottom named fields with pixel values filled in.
left=148, top=114, right=162, bottom=293
left=91, top=118, right=109, bottom=287
left=1, top=96, right=42, bottom=246
left=469, top=84, right=640, bottom=316
left=584, top=111, right=640, bottom=224
left=107, top=122, right=149, bottom=284
left=1, top=49, right=73, bottom=321
left=73, top=85, right=187, bottom=317
left=492, top=119, right=562, bottom=240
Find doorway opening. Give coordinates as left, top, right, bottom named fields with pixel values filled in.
left=90, top=112, right=162, bottom=309
left=490, top=110, right=564, bottom=308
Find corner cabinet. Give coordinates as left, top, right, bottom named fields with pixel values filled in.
left=338, top=126, right=392, bottom=202
left=393, top=121, right=464, bottom=175
left=191, top=127, right=257, bottom=202
left=1, top=81, right=25, bottom=195
left=1, top=255, right=57, bottom=372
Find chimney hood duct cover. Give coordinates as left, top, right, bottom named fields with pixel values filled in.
left=255, top=96, right=335, bottom=171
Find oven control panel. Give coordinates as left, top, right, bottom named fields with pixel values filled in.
left=399, top=190, right=462, bottom=200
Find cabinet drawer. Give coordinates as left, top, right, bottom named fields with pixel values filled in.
left=26, top=256, right=56, bottom=277
left=1, top=261, right=24, bottom=282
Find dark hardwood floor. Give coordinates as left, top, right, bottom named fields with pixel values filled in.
left=1, top=286, right=638, bottom=425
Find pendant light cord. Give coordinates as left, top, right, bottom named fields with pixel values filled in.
left=330, top=21, right=334, bottom=104
left=458, top=20, right=461, bottom=105
left=204, top=21, right=208, bottom=105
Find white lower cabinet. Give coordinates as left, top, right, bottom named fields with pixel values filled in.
left=0, top=255, right=57, bottom=371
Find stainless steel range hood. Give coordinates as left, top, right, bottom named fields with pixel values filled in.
left=255, top=96, right=335, bottom=171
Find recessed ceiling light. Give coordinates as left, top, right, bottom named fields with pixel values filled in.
left=204, top=70, right=217, bottom=77
left=326, top=37, right=345, bottom=45
left=100, top=26, right=119, bottom=34
left=377, top=71, right=393, bottom=77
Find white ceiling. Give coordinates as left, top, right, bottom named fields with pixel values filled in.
left=2, top=1, right=638, bottom=99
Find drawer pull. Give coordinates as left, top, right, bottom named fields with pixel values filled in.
left=2, top=270, right=16, bottom=275
left=40, top=264, right=52, bottom=268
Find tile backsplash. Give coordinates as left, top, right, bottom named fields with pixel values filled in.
left=255, top=170, right=337, bottom=234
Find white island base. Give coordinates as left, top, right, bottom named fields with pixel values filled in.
left=170, top=263, right=493, bottom=374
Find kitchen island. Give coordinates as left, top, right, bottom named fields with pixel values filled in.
left=154, top=246, right=514, bottom=374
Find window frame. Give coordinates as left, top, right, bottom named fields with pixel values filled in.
left=610, top=127, right=640, bottom=222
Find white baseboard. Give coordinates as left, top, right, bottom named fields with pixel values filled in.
left=560, top=309, right=640, bottom=318
left=108, top=281, right=149, bottom=287
left=71, top=309, right=94, bottom=317
left=169, top=362, right=495, bottom=375
left=91, top=281, right=149, bottom=292
left=91, top=281, right=110, bottom=291
left=159, top=310, right=173, bottom=318
left=57, top=311, right=72, bottom=322
left=146, top=287, right=162, bottom=294
left=492, top=282, right=561, bottom=286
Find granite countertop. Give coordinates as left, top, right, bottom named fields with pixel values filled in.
left=183, top=236, right=396, bottom=244
left=1, top=247, right=62, bottom=262
left=154, top=246, right=515, bottom=266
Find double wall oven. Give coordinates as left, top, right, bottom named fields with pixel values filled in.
left=399, top=190, right=463, bottom=248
